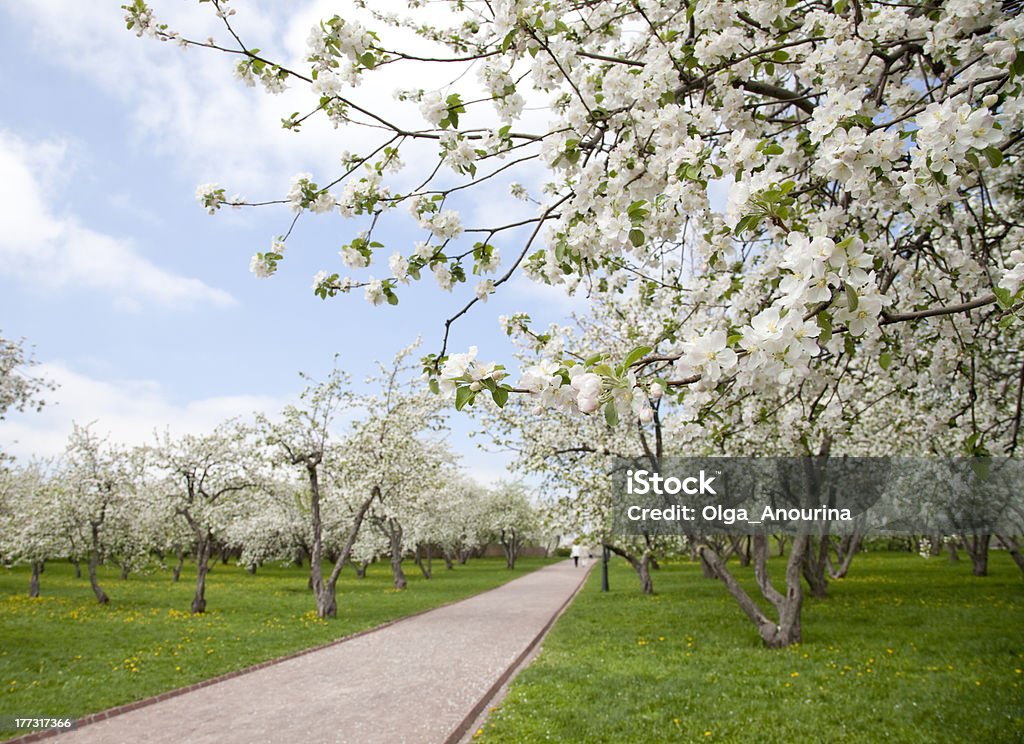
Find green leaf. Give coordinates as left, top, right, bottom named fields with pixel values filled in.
left=629, top=229, right=645, bottom=247
left=428, top=378, right=440, bottom=395
left=491, top=387, right=509, bottom=407
left=604, top=401, right=619, bottom=426
left=623, top=346, right=653, bottom=367
left=584, top=354, right=604, bottom=367
left=772, top=50, right=790, bottom=62
left=817, top=313, right=833, bottom=345
left=982, top=146, right=1004, bottom=168
left=726, top=333, right=743, bottom=346
left=455, top=386, right=473, bottom=411
left=879, top=352, right=892, bottom=370
left=994, top=286, right=1014, bottom=310
left=844, top=283, right=859, bottom=313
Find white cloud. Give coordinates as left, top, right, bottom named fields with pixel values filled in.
left=0, top=362, right=289, bottom=459
left=0, top=130, right=236, bottom=309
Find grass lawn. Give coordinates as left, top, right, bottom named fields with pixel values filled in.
left=477, top=552, right=1024, bottom=743
left=0, top=555, right=555, bottom=739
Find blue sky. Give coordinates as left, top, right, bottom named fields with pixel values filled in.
left=0, top=1, right=578, bottom=483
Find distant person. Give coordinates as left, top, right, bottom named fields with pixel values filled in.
left=570, top=544, right=581, bottom=567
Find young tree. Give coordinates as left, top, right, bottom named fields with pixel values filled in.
left=0, top=461, right=66, bottom=597
left=154, top=421, right=257, bottom=614
left=261, top=364, right=361, bottom=617
left=61, top=425, right=136, bottom=604
left=481, top=482, right=539, bottom=570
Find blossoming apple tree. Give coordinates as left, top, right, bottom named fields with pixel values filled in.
left=124, top=0, right=1024, bottom=644
left=152, top=421, right=259, bottom=613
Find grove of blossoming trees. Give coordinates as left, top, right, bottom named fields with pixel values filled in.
left=119, top=0, right=1023, bottom=645
left=0, top=365, right=545, bottom=616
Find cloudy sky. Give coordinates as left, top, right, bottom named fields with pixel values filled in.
left=0, top=0, right=578, bottom=484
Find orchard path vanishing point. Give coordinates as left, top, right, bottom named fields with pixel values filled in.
left=37, top=560, right=591, bottom=744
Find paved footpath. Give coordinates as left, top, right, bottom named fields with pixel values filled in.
left=47, top=560, right=590, bottom=744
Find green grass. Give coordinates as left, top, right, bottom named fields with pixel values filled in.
left=0, top=556, right=555, bottom=738
left=478, top=552, right=1024, bottom=743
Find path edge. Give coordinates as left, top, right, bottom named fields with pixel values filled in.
left=445, top=562, right=595, bottom=744
left=1, top=560, right=567, bottom=744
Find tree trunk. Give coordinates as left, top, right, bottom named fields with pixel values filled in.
left=88, top=552, right=109, bottom=604
left=172, top=547, right=185, bottom=582
left=29, top=561, right=43, bottom=598
left=996, top=535, right=1024, bottom=577
left=246, top=562, right=257, bottom=575
left=316, top=489, right=378, bottom=617
left=88, top=524, right=109, bottom=605
left=502, top=529, right=520, bottom=569
left=415, top=545, right=432, bottom=579
left=606, top=544, right=655, bottom=594
left=389, top=522, right=407, bottom=590
left=946, top=538, right=960, bottom=562
left=191, top=538, right=212, bottom=614
left=355, top=561, right=368, bottom=579
left=699, top=533, right=807, bottom=648
left=443, top=549, right=454, bottom=571
left=71, top=558, right=81, bottom=579
left=802, top=535, right=830, bottom=598
left=965, top=534, right=991, bottom=577
left=120, top=562, right=130, bottom=580
left=828, top=531, right=863, bottom=579
left=776, top=535, right=786, bottom=557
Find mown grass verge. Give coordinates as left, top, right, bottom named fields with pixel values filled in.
left=478, top=552, right=1023, bottom=743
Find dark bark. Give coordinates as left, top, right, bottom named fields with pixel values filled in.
left=191, top=537, right=212, bottom=614
left=776, top=535, right=787, bottom=557
left=605, top=544, right=655, bottom=594
left=120, top=562, right=130, bottom=580
left=443, top=549, right=454, bottom=571
left=802, top=535, right=830, bottom=598
left=946, top=538, right=960, bottom=562
left=354, top=560, right=368, bottom=579
left=88, top=551, right=109, bottom=604
left=699, top=532, right=808, bottom=648
left=388, top=521, right=407, bottom=590
left=414, top=544, right=432, bottom=579
left=29, top=561, right=43, bottom=598
left=500, top=528, right=521, bottom=569
left=246, top=562, right=257, bottom=575
left=827, top=531, right=863, bottom=579
left=70, top=558, right=81, bottom=579
left=316, top=489, right=378, bottom=617
left=88, top=522, right=109, bottom=605
left=964, top=534, right=991, bottom=576
left=172, top=547, right=185, bottom=582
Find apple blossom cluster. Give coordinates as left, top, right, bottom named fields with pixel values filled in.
left=130, top=0, right=1024, bottom=426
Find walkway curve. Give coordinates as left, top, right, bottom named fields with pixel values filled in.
left=19, top=560, right=591, bottom=744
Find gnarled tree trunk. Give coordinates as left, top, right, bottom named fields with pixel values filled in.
left=700, top=532, right=808, bottom=648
